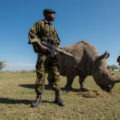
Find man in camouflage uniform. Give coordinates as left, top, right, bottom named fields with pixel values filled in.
left=117, top=56, right=120, bottom=65
left=28, top=8, right=64, bottom=107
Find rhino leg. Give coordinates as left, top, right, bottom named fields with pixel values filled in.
left=47, top=72, right=52, bottom=86
left=64, top=74, right=75, bottom=91
left=79, top=75, right=88, bottom=91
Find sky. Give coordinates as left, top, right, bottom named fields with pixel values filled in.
left=0, top=0, right=120, bottom=71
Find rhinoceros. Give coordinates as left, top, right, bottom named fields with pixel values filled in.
left=57, top=41, right=120, bottom=92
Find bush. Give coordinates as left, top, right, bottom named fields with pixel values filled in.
left=0, top=61, right=6, bottom=70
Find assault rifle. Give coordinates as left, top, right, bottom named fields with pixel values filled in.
left=41, top=40, right=78, bottom=59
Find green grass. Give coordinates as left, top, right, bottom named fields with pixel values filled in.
left=0, top=72, right=120, bottom=120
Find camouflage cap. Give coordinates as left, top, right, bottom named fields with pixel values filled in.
left=43, top=8, right=56, bottom=16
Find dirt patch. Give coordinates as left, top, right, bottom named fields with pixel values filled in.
left=78, top=90, right=107, bottom=98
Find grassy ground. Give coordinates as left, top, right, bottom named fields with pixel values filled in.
left=0, top=72, right=120, bottom=120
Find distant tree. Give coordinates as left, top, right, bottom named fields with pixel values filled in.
left=0, top=61, right=6, bottom=70
left=107, top=64, right=118, bottom=71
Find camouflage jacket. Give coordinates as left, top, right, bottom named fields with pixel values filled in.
left=28, top=19, right=60, bottom=46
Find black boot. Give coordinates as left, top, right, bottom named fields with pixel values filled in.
left=54, top=90, right=64, bottom=106
left=31, top=93, right=42, bottom=107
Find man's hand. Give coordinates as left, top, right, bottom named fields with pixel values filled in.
left=32, top=41, right=50, bottom=53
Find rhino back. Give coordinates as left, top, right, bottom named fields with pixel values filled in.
left=60, top=41, right=101, bottom=75
left=77, top=41, right=100, bottom=75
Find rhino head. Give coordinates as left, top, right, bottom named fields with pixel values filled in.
left=92, top=52, right=120, bottom=92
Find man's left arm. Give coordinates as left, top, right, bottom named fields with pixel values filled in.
left=53, top=27, right=60, bottom=46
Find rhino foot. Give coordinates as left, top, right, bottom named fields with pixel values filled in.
left=80, top=87, right=89, bottom=92
left=62, top=86, right=72, bottom=92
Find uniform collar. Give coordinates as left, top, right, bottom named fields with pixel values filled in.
left=44, top=19, right=51, bottom=25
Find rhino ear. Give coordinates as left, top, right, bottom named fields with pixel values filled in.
left=96, top=51, right=110, bottom=62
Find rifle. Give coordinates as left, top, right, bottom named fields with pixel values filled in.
left=42, top=40, right=78, bottom=59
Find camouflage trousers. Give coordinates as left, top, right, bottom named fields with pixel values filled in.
left=35, top=54, right=61, bottom=94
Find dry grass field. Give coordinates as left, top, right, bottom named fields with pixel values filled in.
left=0, top=71, right=120, bottom=120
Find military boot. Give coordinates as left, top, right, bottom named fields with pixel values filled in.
left=31, top=93, right=42, bottom=107
left=54, top=90, right=64, bottom=106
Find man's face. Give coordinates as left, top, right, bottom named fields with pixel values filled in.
left=46, top=13, right=56, bottom=21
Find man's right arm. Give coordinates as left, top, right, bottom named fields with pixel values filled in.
left=28, top=22, right=49, bottom=53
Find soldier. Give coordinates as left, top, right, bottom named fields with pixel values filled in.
left=28, top=8, right=64, bottom=107
left=117, top=56, right=120, bottom=65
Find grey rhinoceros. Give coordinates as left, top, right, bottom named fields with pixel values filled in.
left=57, top=41, right=120, bottom=92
